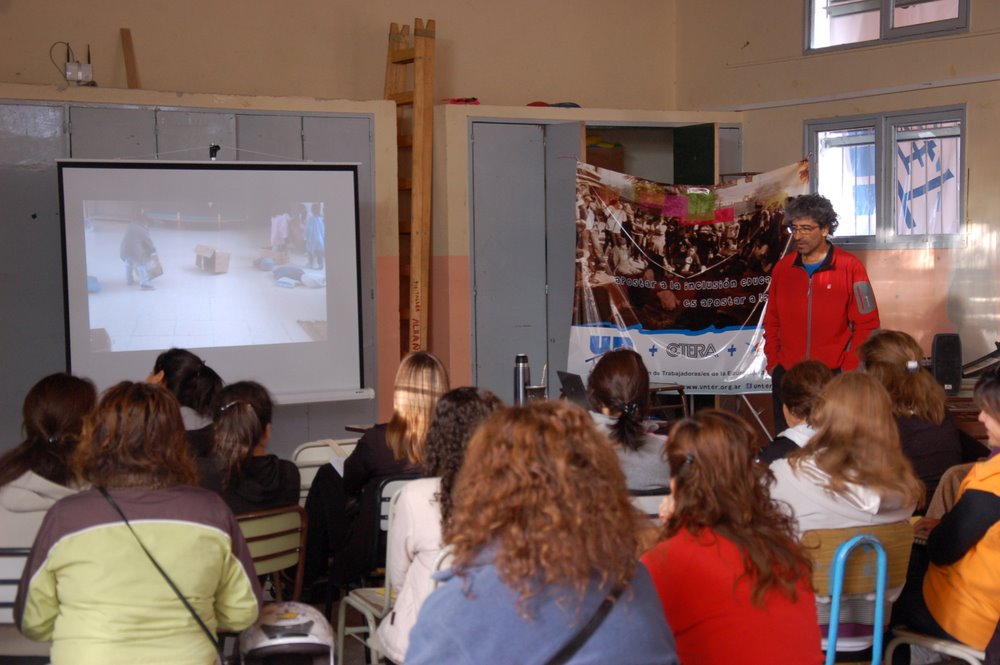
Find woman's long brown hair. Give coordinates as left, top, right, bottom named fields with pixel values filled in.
left=664, top=409, right=812, bottom=605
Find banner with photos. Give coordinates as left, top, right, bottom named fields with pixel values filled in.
left=568, top=160, right=810, bottom=393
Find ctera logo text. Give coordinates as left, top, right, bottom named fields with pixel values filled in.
left=664, top=343, right=717, bottom=359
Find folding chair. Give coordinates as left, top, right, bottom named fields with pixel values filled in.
left=336, top=476, right=417, bottom=665
left=236, top=504, right=308, bottom=601
left=431, top=545, right=455, bottom=590
left=292, top=438, right=357, bottom=506
left=801, top=521, right=914, bottom=665
left=885, top=628, right=984, bottom=665
left=629, top=487, right=670, bottom=521
left=0, top=547, right=49, bottom=658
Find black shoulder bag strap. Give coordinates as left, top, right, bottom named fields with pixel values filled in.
left=544, top=583, right=626, bottom=665
left=98, top=487, right=222, bottom=663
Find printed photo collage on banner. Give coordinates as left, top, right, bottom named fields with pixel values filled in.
left=568, top=160, right=810, bottom=394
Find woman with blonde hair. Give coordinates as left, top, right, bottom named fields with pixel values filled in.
left=304, top=351, right=449, bottom=591
left=642, top=409, right=821, bottom=664
left=405, top=401, right=678, bottom=665
left=15, top=381, right=260, bottom=665
left=858, top=329, right=963, bottom=501
left=770, top=372, right=924, bottom=535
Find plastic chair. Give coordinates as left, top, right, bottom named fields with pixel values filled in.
left=802, top=521, right=914, bottom=665
left=885, top=627, right=985, bottom=664
left=336, top=477, right=416, bottom=665
left=236, top=504, right=308, bottom=601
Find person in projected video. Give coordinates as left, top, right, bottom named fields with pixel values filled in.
left=305, top=203, right=325, bottom=270
left=119, top=221, right=158, bottom=291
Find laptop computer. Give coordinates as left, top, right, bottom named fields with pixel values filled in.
left=556, top=370, right=590, bottom=410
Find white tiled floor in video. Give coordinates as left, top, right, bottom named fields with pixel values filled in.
left=84, top=220, right=327, bottom=352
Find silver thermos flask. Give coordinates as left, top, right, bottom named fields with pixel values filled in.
left=513, top=354, right=530, bottom=405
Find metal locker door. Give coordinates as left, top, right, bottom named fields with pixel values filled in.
left=470, top=122, right=547, bottom=402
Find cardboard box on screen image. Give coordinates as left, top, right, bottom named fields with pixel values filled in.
left=193, top=245, right=231, bottom=274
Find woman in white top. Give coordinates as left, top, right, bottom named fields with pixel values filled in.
left=587, top=348, right=670, bottom=491
left=376, top=387, right=502, bottom=664
left=0, top=373, right=96, bottom=547
left=770, top=372, right=924, bottom=537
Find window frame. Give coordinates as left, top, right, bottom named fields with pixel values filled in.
left=804, top=105, right=966, bottom=250
left=804, top=0, right=969, bottom=52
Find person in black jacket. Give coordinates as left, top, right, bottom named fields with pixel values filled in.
left=202, top=380, right=299, bottom=514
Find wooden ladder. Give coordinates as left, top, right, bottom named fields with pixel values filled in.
left=385, top=19, right=436, bottom=354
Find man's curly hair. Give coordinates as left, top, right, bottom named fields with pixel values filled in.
left=444, top=401, right=640, bottom=615
left=423, top=386, right=503, bottom=530
left=785, top=193, right=839, bottom=236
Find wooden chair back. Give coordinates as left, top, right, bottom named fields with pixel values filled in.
left=802, top=521, right=914, bottom=596
left=236, top=504, right=307, bottom=601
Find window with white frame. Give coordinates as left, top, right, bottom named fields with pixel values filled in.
left=807, top=107, right=964, bottom=247
left=808, top=0, right=968, bottom=50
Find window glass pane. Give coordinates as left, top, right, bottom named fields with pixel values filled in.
left=893, top=120, right=961, bottom=236
left=816, top=127, right=877, bottom=236
left=811, top=0, right=880, bottom=48
left=893, top=0, right=959, bottom=29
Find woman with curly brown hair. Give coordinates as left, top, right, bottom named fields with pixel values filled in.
left=15, top=381, right=260, bottom=665
left=405, top=401, right=678, bottom=665
left=376, top=386, right=502, bottom=664
left=770, top=372, right=924, bottom=535
left=641, top=409, right=822, bottom=664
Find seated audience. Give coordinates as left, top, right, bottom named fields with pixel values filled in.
left=587, top=348, right=670, bottom=490
left=15, top=381, right=261, bottom=665
left=0, top=373, right=96, bottom=547
left=148, top=348, right=224, bottom=457
left=376, top=387, right=502, bottom=664
left=642, top=409, right=822, bottom=664
left=757, top=360, right=832, bottom=465
left=405, top=401, right=679, bottom=665
left=202, top=380, right=299, bottom=514
left=303, top=351, right=449, bottom=589
left=770, top=372, right=924, bottom=536
left=859, top=329, right=962, bottom=501
left=892, top=367, right=1000, bottom=653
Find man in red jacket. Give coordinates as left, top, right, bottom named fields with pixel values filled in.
left=763, top=194, right=880, bottom=432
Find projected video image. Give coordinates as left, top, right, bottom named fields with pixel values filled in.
left=83, top=199, right=330, bottom=353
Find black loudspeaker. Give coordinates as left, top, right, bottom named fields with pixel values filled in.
left=932, top=333, right=962, bottom=396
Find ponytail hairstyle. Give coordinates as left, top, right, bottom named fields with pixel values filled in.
left=0, top=373, right=97, bottom=489
left=858, top=330, right=945, bottom=424
left=212, top=381, right=273, bottom=488
left=587, top=348, right=650, bottom=451
left=153, top=348, right=224, bottom=418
